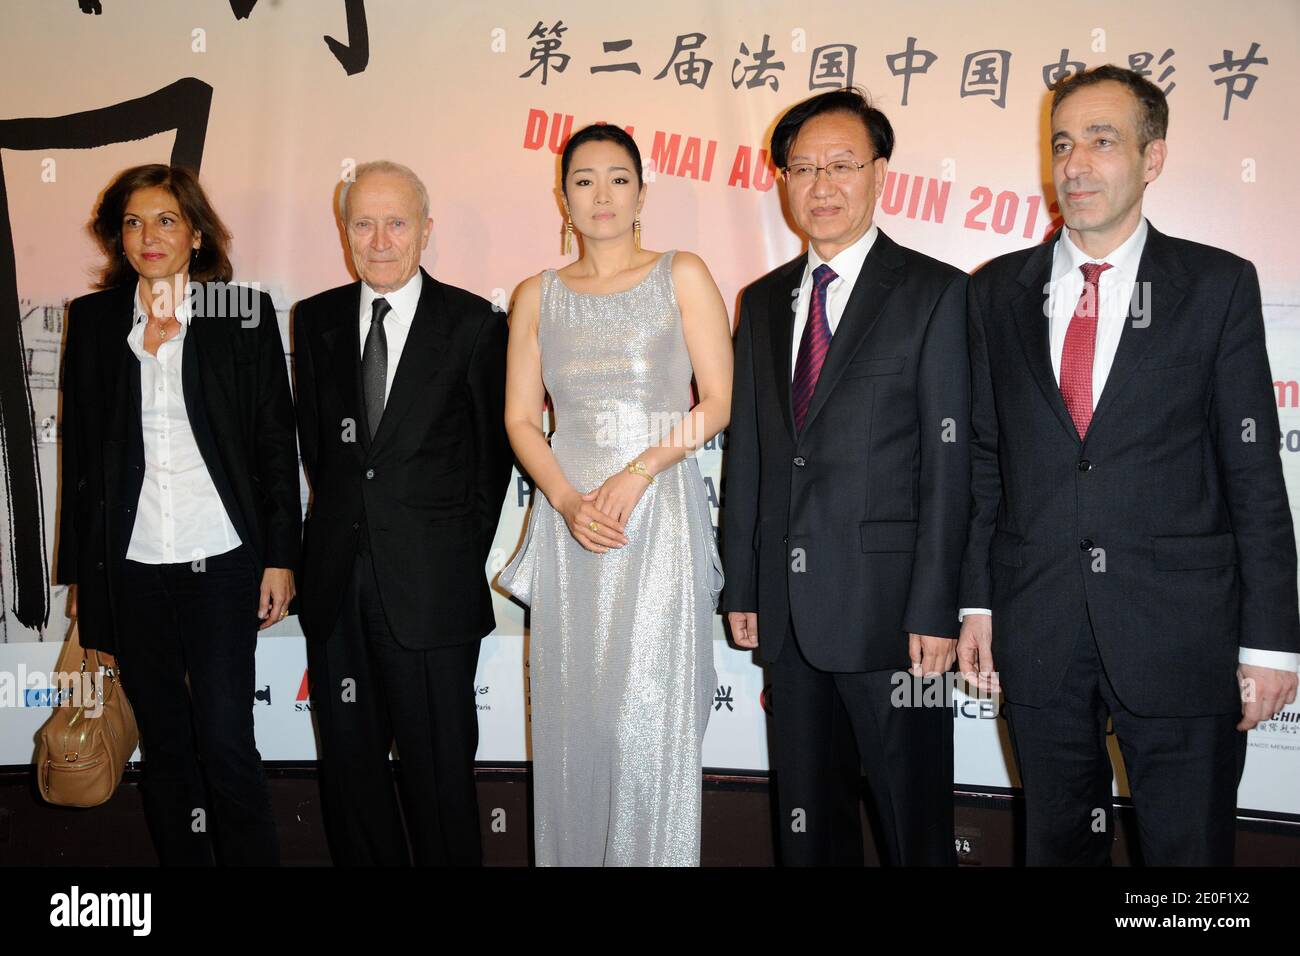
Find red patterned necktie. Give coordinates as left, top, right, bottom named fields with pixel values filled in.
left=792, top=263, right=838, bottom=432
left=1059, top=261, right=1112, bottom=439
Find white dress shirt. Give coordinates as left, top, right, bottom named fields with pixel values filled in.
left=358, top=270, right=423, bottom=404
left=790, top=223, right=879, bottom=379
left=960, top=220, right=1297, bottom=672
left=125, top=289, right=242, bottom=564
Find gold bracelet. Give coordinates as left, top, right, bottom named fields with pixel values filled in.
left=626, top=459, right=654, bottom=484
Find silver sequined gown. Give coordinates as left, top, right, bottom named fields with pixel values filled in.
left=498, top=250, right=723, bottom=866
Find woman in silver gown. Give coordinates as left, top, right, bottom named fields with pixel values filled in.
left=500, top=124, right=733, bottom=866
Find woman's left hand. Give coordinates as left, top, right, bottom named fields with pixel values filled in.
left=258, top=567, right=296, bottom=630
left=591, top=468, right=653, bottom=530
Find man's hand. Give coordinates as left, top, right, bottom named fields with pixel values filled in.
left=957, top=613, right=1000, bottom=694
left=1237, top=663, right=1299, bottom=731
left=258, top=567, right=296, bottom=630
left=728, top=612, right=758, bottom=649
left=909, top=633, right=956, bottom=677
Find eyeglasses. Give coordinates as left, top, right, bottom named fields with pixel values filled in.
left=782, top=161, right=868, bottom=184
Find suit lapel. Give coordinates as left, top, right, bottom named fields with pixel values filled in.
left=767, top=257, right=806, bottom=442
left=182, top=288, right=230, bottom=481
left=101, top=284, right=140, bottom=444
left=797, top=229, right=905, bottom=438
left=320, top=282, right=369, bottom=455
left=1088, top=224, right=1186, bottom=432
left=1011, top=236, right=1081, bottom=444
left=371, top=269, right=450, bottom=450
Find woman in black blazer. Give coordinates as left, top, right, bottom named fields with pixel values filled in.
left=56, top=164, right=300, bottom=865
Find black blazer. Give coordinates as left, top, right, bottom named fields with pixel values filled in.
left=293, top=268, right=512, bottom=649
left=960, top=224, right=1300, bottom=716
left=56, top=282, right=302, bottom=654
left=722, top=229, right=970, bottom=671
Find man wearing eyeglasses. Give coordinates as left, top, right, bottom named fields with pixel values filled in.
left=722, top=88, right=969, bottom=865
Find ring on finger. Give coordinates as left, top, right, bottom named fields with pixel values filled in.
left=588, top=521, right=600, bottom=532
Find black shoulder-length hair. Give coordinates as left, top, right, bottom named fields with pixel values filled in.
left=91, top=163, right=233, bottom=289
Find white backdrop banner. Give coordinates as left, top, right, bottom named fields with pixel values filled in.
left=0, top=0, right=1297, bottom=816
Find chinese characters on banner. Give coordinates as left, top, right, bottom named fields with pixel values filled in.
left=520, top=23, right=1266, bottom=121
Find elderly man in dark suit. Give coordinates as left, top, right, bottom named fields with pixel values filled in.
left=294, top=161, right=512, bottom=866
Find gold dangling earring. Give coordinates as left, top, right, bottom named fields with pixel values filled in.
left=634, top=216, right=641, bottom=251
left=563, top=217, right=574, bottom=256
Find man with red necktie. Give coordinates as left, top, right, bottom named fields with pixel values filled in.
left=957, top=65, right=1299, bottom=865
left=723, top=89, right=970, bottom=866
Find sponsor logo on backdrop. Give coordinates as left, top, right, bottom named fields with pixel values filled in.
left=24, top=687, right=56, bottom=707
left=294, top=669, right=312, bottom=712
left=953, top=696, right=1004, bottom=720
left=1276, top=380, right=1299, bottom=408
left=1250, top=708, right=1300, bottom=752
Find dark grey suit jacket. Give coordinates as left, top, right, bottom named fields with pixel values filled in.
left=723, top=229, right=970, bottom=672
left=960, top=224, right=1300, bottom=716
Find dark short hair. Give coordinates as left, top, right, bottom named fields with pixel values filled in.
left=1051, top=64, right=1169, bottom=150
left=770, top=87, right=895, bottom=169
left=91, top=164, right=233, bottom=289
left=560, top=124, right=643, bottom=195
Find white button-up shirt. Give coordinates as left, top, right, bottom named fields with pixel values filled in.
left=125, top=289, right=242, bottom=564
left=789, top=224, right=878, bottom=380
left=1048, top=217, right=1146, bottom=400
left=358, top=270, right=423, bottom=404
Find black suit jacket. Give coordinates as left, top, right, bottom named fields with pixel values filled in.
left=293, top=268, right=512, bottom=649
left=960, top=223, right=1300, bottom=716
left=722, top=229, right=970, bottom=671
left=56, top=283, right=302, bottom=654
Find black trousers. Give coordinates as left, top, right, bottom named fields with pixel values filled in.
left=118, top=544, right=279, bottom=866
left=1004, top=612, right=1247, bottom=866
left=306, top=546, right=482, bottom=866
left=768, top=618, right=956, bottom=866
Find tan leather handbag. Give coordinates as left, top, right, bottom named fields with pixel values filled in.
left=35, top=621, right=139, bottom=807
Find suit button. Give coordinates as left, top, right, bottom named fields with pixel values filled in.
left=352, top=522, right=360, bottom=530
left=1079, top=538, right=1094, bottom=551
left=793, top=456, right=806, bottom=467
left=782, top=535, right=788, bottom=544
left=365, top=468, right=375, bottom=480
left=95, top=561, right=104, bottom=570
left=1077, top=459, right=1092, bottom=472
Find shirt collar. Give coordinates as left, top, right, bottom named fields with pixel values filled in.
left=132, top=281, right=192, bottom=327
left=360, top=269, right=423, bottom=326
left=805, top=222, right=879, bottom=289
left=1054, top=217, right=1149, bottom=283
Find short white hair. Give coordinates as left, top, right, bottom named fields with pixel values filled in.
left=337, top=160, right=430, bottom=224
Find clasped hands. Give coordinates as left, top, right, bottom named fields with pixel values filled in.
left=560, top=467, right=651, bottom=553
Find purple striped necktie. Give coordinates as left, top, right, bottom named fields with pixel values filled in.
left=792, top=263, right=838, bottom=432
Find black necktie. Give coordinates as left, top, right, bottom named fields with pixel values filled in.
left=361, top=297, right=391, bottom=438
